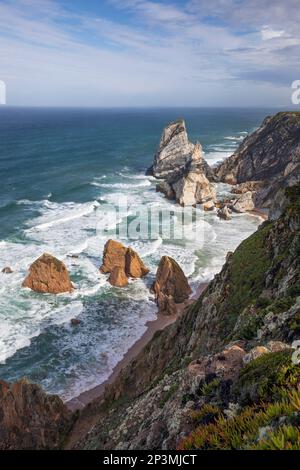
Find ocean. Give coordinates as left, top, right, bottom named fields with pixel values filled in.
left=0, top=107, right=275, bottom=400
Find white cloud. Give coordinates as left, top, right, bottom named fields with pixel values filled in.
left=261, top=26, right=285, bottom=41
left=0, top=0, right=298, bottom=106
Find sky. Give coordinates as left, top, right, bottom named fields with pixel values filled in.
left=0, top=0, right=300, bottom=107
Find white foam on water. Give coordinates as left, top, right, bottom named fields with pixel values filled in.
left=204, top=150, right=233, bottom=165
left=26, top=200, right=100, bottom=232
left=91, top=180, right=151, bottom=189
left=224, top=135, right=244, bottom=141
left=0, top=152, right=262, bottom=399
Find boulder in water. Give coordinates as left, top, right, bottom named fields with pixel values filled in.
left=108, top=266, right=129, bottom=287
left=2, top=267, right=13, bottom=274
left=217, top=205, right=232, bottom=220
left=125, top=248, right=149, bottom=278
left=151, top=256, right=191, bottom=315
left=100, top=240, right=127, bottom=274
left=22, top=253, right=73, bottom=294
left=100, top=240, right=149, bottom=287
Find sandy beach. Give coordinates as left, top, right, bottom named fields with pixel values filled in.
left=67, top=283, right=208, bottom=412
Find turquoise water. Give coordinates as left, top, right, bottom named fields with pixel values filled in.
left=0, top=107, right=274, bottom=399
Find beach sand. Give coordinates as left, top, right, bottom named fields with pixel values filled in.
left=67, top=282, right=208, bottom=411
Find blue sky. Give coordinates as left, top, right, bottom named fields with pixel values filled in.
left=0, top=0, right=299, bottom=107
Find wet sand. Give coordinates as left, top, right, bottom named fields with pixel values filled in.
left=67, top=283, right=208, bottom=412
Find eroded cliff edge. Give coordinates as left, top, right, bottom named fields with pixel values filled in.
left=67, top=184, right=300, bottom=450
left=215, top=112, right=300, bottom=210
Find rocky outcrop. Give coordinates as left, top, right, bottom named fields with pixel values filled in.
left=100, top=240, right=149, bottom=287
left=231, top=181, right=266, bottom=195
left=151, top=256, right=192, bottom=315
left=243, top=341, right=291, bottom=364
left=230, top=191, right=254, bottom=213
left=217, top=205, right=232, bottom=220
left=22, top=253, right=73, bottom=294
left=148, top=120, right=195, bottom=181
left=108, top=267, right=129, bottom=288
left=156, top=180, right=175, bottom=200
left=216, top=112, right=300, bottom=208
left=100, top=240, right=127, bottom=274
left=125, top=248, right=149, bottom=278
left=0, top=379, right=71, bottom=450
left=173, top=169, right=216, bottom=206
left=187, top=344, right=246, bottom=382
left=203, top=200, right=215, bottom=211
left=148, top=121, right=216, bottom=206
left=2, top=267, right=12, bottom=274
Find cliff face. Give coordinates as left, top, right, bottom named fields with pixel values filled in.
left=215, top=112, right=300, bottom=208
left=0, top=379, right=72, bottom=450
left=67, top=184, right=300, bottom=450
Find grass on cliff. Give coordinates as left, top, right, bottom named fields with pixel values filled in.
left=219, top=222, right=272, bottom=339
left=178, top=393, right=300, bottom=450
left=178, top=351, right=300, bottom=450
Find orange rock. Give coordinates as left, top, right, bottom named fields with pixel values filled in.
left=152, top=256, right=192, bottom=315
left=100, top=240, right=127, bottom=274
left=108, top=266, right=129, bottom=287
left=100, top=240, right=149, bottom=286
left=22, top=253, right=73, bottom=294
left=125, top=248, right=149, bottom=278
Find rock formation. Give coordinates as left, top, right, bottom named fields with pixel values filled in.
left=22, top=253, right=73, bottom=294
left=100, top=240, right=127, bottom=274
left=187, top=344, right=246, bottom=382
left=148, top=121, right=216, bottom=206
left=217, top=205, right=232, bottom=220
left=156, top=180, right=175, bottom=200
left=100, top=240, right=149, bottom=287
left=216, top=112, right=300, bottom=209
left=230, top=191, right=254, bottom=213
left=2, top=267, right=12, bottom=274
left=203, top=200, right=215, bottom=211
left=148, top=120, right=195, bottom=181
left=172, top=163, right=216, bottom=207
left=125, top=248, right=149, bottom=278
left=151, top=256, right=192, bottom=315
left=231, top=181, right=266, bottom=195
left=0, top=379, right=71, bottom=450
left=108, top=267, right=129, bottom=288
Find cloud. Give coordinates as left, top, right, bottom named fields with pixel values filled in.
left=261, top=26, right=285, bottom=41
left=0, top=0, right=299, bottom=106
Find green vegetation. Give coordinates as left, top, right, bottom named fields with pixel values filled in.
left=219, top=222, right=272, bottom=339
left=233, top=350, right=299, bottom=405
left=200, top=378, right=221, bottom=398
left=178, top=390, right=300, bottom=450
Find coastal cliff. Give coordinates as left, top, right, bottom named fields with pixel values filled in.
left=66, top=184, right=300, bottom=450
left=216, top=112, right=300, bottom=209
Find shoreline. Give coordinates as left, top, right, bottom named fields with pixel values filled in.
left=66, top=283, right=208, bottom=412
left=250, top=207, right=269, bottom=220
